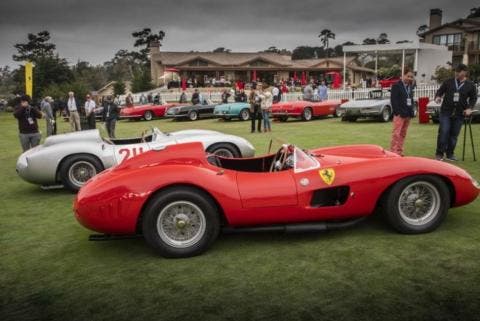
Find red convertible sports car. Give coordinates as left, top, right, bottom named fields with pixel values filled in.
left=74, top=142, right=479, bottom=258
left=120, top=103, right=179, bottom=121
left=271, top=99, right=347, bottom=121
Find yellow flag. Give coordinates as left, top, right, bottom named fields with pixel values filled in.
left=25, top=61, right=33, bottom=97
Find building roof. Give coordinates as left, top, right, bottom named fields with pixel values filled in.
left=419, top=17, right=480, bottom=36
left=151, top=51, right=371, bottom=71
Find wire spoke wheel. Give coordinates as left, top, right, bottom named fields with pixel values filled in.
left=157, top=201, right=206, bottom=248
left=398, top=181, right=440, bottom=226
left=68, top=161, right=96, bottom=187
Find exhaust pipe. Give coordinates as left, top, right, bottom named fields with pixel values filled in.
left=222, top=217, right=365, bottom=234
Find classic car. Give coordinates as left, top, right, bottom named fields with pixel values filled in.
left=120, top=103, right=179, bottom=121
left=338, top=89, right=417, bottom=122
left=214, top=102, right=250, bottom=121
left=74, top=141, right=479, bottom=258
left=16, top=127, right=255, bottom=192
left=271, top=99, right=346, bottom=122
left=379, top=77, right=400, bottom=88
left=426, top=100, right=480, bottom=123
left=165, top=102, right=217, bottom=121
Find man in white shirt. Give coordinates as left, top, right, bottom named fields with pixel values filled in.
left=67, top=91, right=81, bottom=131
left=84, top=94, right=96, bottom=129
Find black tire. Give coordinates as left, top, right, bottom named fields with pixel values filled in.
left=279, top=115, right=288, bottom=122
left=301, top=107, right=313, bottom=121
left=59, top=154, right=104, bottom=192
left=188, top=110, right=198, bottom=121
left=207, top=143, right=240, bottom=158
left=144, top=110, right=153, bottom=121
left=382, top=175, right=450, bottom=234
left=239, top=108, right=250, bottom=121
left=223, top=116, right=231, bottom=121
left=380, top=106, right=392, bottom=122
left=142, top=187, right=220, bottom=258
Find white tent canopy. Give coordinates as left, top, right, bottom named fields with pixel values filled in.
left=342, top=41, right=451, bottom=88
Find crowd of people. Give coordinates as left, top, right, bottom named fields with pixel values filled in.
left=12, top=63, right=477, bottom=161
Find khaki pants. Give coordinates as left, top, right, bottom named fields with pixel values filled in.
left=390, top=115, right=411, bottom=156
left=69, top=111, right=81, bottom=131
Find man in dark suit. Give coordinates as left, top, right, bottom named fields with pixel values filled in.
left=434, top=64, right=477, bottom=161
left=102, top=96, right=119, bottom=138
left=389, top=67, right=415, bottom=156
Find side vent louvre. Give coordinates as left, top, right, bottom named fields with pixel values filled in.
left=310, top=186, right=350, bottom=207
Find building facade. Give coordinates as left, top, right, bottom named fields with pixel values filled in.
left=419, top=8, right=480, bottom=66
left=149, top=42, right=374, bottom=87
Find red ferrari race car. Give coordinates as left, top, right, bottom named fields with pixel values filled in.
left=74, top=142, right=479, bottom=258
left=271, top=99, right=347, bottom=121
left=120, top=103, right=179, bottom=121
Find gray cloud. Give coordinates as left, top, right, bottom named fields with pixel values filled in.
left=0, top=0, right=477, bottom=67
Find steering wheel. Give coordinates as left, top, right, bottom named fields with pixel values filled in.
left=270, top=146, right=287, bottom=172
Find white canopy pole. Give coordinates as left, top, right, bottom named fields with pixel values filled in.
left=343, top=52, right=346, bottom=90
left=374, top=51, right=378, bottom=85
left=401, top=49, right=405, bottom=76
left=414, top=49, right=418, bottom=74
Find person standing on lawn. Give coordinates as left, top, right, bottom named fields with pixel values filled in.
left=434, top=63, right=477, bottom=161
left=249, top=86, right=262, bottom=133
left=40, top=96, right=55, bottom=136
left=261, top=84, right=273, bottom=132
left=102, top=96, right=119, bottom=138
left=389, top=67, right=415, bottom=156
left=84, top=94, right=97, bottom=129
left=14, top=95, right=42, bottom=151
left=67, top=91, right=81, bottom=131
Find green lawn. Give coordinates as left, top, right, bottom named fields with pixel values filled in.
left=1, top=112, right=479, bottom=321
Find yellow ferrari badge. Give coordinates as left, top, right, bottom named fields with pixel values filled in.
left=319, top=168, right=335, bottom=185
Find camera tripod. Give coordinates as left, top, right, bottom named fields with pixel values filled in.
left=462, top=111, right=478, bottom=161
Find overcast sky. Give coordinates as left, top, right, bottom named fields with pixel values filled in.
left=0, top=0, right=477, bottom=68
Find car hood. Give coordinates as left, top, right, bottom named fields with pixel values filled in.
left=309, top=144, right=399, bottom=165
left=43, top=129, right=102, bottom=147
left=341, top=99, right=388, bottom=109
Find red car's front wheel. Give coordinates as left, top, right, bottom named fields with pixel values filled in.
left=383, top=175, right=450, bottom=234
left=142, top=187, right=220, bottom=258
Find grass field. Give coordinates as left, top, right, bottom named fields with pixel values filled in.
left=1, top=112, right=479, bottom=321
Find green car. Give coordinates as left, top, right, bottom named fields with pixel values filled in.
left=214, top=102, right=250, bottom=121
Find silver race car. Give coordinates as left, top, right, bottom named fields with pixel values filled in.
left=16, top=127, right=255, bottom=192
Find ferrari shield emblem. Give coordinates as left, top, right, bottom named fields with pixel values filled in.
left=319, top=168, right=335, bottom=185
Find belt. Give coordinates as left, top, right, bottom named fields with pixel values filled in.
left=69, top=110, right=78, bottom=112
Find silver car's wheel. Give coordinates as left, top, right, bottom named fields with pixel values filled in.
left=59, top=154, right=104, bottom=193
left=157, top=201, right=206, bottom=248
left=207, top=143, right=240, bottom=158
left=68, top=161, right=97, bottom=188
left=381, top=107, right=391, bottom=122
left=240, top=108, right=250, bottom=121
left=397, top=181, right=441, bottom=226
left=382, top=175, right=449, bottom=234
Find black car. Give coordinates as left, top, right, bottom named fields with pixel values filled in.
left=165, top=102, right=217, bottom=121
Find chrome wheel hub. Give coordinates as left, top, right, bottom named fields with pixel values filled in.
left=398, top=181, right=440, bottom=226
left=69, top=161, right=96, bottom=187
left=157, top=201, right=206, bottom=248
